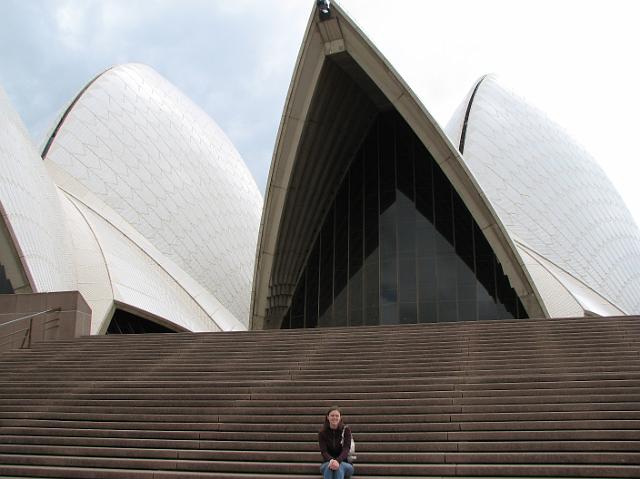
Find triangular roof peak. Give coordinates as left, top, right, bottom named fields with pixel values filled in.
left=250, top=1, right=544, bottom=329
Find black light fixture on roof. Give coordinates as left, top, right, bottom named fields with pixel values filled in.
left=317, top=0, right=331, bottom=20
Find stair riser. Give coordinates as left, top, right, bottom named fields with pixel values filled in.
left=1, top=316, right=638, bottom=479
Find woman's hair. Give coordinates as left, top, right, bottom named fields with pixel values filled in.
left=320, top=405, right=343, bottom=434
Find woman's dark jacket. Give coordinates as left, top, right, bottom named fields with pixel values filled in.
left=318, top=424, right=351, bottom=463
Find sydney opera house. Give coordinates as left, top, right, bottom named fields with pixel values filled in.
left=2, top=0, right=640, bottom=337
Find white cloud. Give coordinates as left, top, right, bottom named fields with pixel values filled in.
left=54, top=0, right=92, bottom=51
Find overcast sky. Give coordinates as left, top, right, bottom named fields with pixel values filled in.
left=2, top=0, right=639, bottom=226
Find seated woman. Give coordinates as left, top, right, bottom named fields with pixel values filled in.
left=318, top=406, right=354, bottom=479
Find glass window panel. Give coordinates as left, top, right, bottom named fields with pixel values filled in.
left=437, top=253, right=457, bottom=302
left=457, top=280, right=477, bottom=303
left=350, top=308, right=364, bottom=327
left=380, top=204, right=396, bottom=260
left=457, top=257, right=477, bottom=303
left=438, top=302, right=458, bottom=322
left=379, top=114, right=396, bottom=217
left=396, top=117, right=414, bottom=201
left=281, top=109, right=528, bottom=329
left=453, top=194, right=474, bottom=262
left=516, top=298, right=527, bottom=319
left=334, top=260, right=348, bottom=299
left=334, top=292, right=348, bottom=326
left=349, top=159, right=364, bottom=281
left=398, top=225, right=416, bottom=255
left=397, top=192, right=416, bottom=225
left=364, top=260, right=379, bottom=310
left=291, top=272, right=305, bottom=329
left=291, top=315, right=304, bottom=328
left=350, top=151, right=364, bottom=191
left=474, top=223, right=493, bottom=259
left=380, top=190, right=395, bottom=221
left=433, top=167, right=454, bottom=246
left=419, top=301, right=437, bottom=323
left=398, top=258, right=416, bottom=303
left=435, top=230, right=453, bottom=254
left=416, top=220, right=436, bottom=258
left=318, top=209, right=334, bottom=326
left=417, top=256, right=437, bottom=302
left=459, top=301, right=477, bottom=322
left=381, top=303, right=398, bottom=325
left=415, top=143, right=433, bottom=222
left=478, top=300, right=497, bottom=321
left=334, top=183, right=349, bottom=300
left=379, top=113, right=396, bottom=196
left=380, top=258, right=397, bottom=305
left=495, top=301, right=511, bottom=320
left=397, top=192, right=416, bottom=253
left=318, top=308, right=332, bottom=327
left=349, top=265, right=363, bottom=322
left=364, top=212, right=378, bottom=261
left=282, top=309, right=291, bottom=329
left=365, top=306, right=379, bottom=326
left=349, top=233, right=363, bottom=277
left=364, top=137, right=379, bottom=259
left=476, top=256, right=496, bottom=300
left=457, top=255, right=476, bottom=284
left=495, top=268, right=508, bottom=299
left=477, top=282, right=494, bottom=304
left=495, top=255, right=522, bottom=318
left=399, top=302, right=417, bottom=324
left=305, top=239, right=320, bottom=328
left=415, top=189, right=433, bottom=223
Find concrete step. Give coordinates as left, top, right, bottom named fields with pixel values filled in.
left=1, top=401, right=639, bottom=416
left=4, top=385, right=640, bottom=401
left=2, top=391, right=638, bottom=407
left=2, top=439, right=640, bottom=453
left=0, top=316, right=639, bottom=478
left=1, top=455, right=640, bottom=477
left=1, top=445, right=640, bottom=464
left=2, top=379, right=638, bottom=396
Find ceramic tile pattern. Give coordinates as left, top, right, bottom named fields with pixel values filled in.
left=446, top=75, right=640, bottom=315
left=0, top=87, right=76, bottom=293
left=4, top=49, right=640, bottom=331
left=44, top=64, right=262, bottom=326
left=73, top=199, right=226, bottom=333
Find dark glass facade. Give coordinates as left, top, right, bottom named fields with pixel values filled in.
left=282, top=111, right=527, bottom=328
left=0, top=265, right=13, bottom=294
left=107, top=309, right=177, bottom=334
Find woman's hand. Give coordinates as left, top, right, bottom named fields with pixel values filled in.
left=329, top=459, right=340, bottom=470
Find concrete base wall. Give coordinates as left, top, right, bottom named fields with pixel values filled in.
left=0, top=291, right=91, bottom=352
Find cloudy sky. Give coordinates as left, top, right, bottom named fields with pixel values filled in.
left=2, top=0, right=639, bottom=224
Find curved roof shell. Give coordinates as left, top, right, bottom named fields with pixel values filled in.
left=43, top=63, right=262, bottom=327
left=48, top=161, right=244, bottom=333
left=445, top=75, right=640, bottom=316
left=0, top=86, right=76, bottom=294
left=250, top=2, right=545, bottom=329
left=252, top=1, right=640, bottom=328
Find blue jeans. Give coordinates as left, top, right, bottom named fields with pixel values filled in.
left=320, top=461, right=354, bottom=479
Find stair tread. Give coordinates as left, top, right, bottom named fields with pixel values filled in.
left=1, top=316, right=639, bottom=478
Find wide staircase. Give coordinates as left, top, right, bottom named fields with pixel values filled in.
left=0, top=316, right=639, bottom=478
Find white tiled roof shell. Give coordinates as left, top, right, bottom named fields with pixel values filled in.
left=57, top=190, right=114, bottom=334
left=0, top=86, right=76, bottom=293
left=43, top=64, right=263, bottom=326
left=48, top=158, right=244, bottom=333
left=66, top=194, right=231, bottom=333
left=445, top=75, right=640, bottom=315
